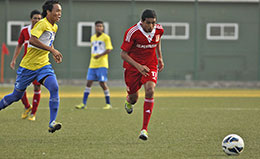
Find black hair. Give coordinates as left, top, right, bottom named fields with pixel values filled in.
left=42, top=0, right=60, bottom=18
left=30, top=10, right=41, bottom=19
left=95, top=20, right=103, bottom=25
left=141, top=9, right=157, bottom=21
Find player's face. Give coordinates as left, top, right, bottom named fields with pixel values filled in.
left=31, top=14, right=42, bottom=26
left=95, top=23, right=104, bottom=34
left=142, top=18, right=156, bottom=33
left=49, top=4, right=62, bottom=22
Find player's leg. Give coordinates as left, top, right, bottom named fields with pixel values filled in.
left=124, top=68, right=142, bottom=114
left=97, top=68, right=111, bottom=109
left=99, top=81, right=112, bottom=109
left=21, top=91, right=31, bottom=109
left=37, top=64, right=61, bottom=133
left=0, top=88, right=25, bottom=110
left=28, top=81, right=41, bottom=121
left=125, top=92, right=139, bottom=114
left=41, top=75, right=61, bottom=133
left=0, top=67, right=34, bottom=111
left=84, top=80, right=93, bottom=106
left=139, top=69, right=158, bottom=140
left=75, top=68, right=96, bottom=109
left=139, top=81, right=156, bottom=140
left=75, top=80, right=93, bottom=109
left=21, top=91, right=32, bottom=119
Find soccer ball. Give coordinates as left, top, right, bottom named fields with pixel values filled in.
left=222, top=134, right=244, bottom=155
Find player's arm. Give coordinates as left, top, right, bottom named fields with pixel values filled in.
left=156, top=40, right=164, bottom=72
left=94, top=49, right=112, bottom=59
left=50, top=44, right=61, bottom=63
left=10, top=43, right=23, bottom=70
left=29, top=36, right=63, bottom=63
left=120, top=50, right=150, bottom=77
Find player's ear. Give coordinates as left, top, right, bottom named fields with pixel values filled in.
left=47, top=10, right=51, bottom=15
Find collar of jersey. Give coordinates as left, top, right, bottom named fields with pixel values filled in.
left=95, top=32, right=104, bottom=38
left=137, top=21, right=156, bottom=43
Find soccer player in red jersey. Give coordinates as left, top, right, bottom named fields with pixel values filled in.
left=120, top=9, right=164, bottom=140
left=10, top=10, right=42, bottom=121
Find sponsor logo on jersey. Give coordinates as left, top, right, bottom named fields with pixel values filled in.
left=136, top=44, right=157, bottom=49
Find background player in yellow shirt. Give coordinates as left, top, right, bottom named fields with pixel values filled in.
left=0, top=0, right=63, bottom=133
left=10, top=9, right=42, bottom=121
left=75, top=21, right=113, bottom=110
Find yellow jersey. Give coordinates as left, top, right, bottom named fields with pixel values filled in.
left=20, top=17, right=58, bottom=70
left=89, top=33, right=113, bottom=68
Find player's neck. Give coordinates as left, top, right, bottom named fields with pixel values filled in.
left=46, top=16, right=55, bottom=25
left=96, top=32, right=102, bottom=37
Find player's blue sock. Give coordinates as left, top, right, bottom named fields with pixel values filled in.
left=83, top=87, right=91, bottom=105
left=104, top=89, right=110, bottom=104
left=43, top=76, right=59, bottom=126
left=0, top=89, right=24, bottom=110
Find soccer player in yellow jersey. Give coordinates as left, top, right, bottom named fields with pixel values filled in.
left=75, top=21, right=113, bottom=109
left=0, top=0, right=63, bottom=133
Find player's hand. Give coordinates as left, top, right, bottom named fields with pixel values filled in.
left=137, top=65, right=150, bottom=77
left=51, top=49, right=63, bottom=64
left=158, top=58, right=164, bottom=72
left=10, top=60, right=16, bottom=70
left=94, top=54, right=102, bottom=59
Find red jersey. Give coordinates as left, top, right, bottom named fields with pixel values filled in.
left=18, top=25, right=31, bottom=57
left=121, top=21, right=164, bottom=70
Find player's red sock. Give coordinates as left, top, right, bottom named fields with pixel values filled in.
left=142, top=98, right=154, bottom=131
left=31, top=90, right=41, bottom=114
left=21, top=91, right=30, bottom=109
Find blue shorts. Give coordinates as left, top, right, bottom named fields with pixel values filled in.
left=15, top=64, right=56, bottom=91
left=86, top=67, right=108, bottom=82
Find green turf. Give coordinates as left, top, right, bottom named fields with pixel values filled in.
left=0, top=86, right=259, bottom=158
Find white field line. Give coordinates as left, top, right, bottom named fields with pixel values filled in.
left=5, top=106, right=260, bottom=111
left=1, top=92, right=260, bottom=98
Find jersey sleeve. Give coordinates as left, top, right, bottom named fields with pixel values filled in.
left=105, top=35, right=113, bottom=50
left=157, top=24, right=164, bottom=36
left=121, top=29, right=135, bottom=52
left=31, top=21, right=46, bottom=38
left=18, top=29, right=25, bottom=45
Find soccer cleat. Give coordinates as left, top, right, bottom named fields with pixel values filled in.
left=103, top=104, right=112, bottom=109
left=139, top=129, right=148, bottom=141
left=75, top=103, right=87, bottom=109
left=28, top=114, right=36, bottom=121
left=21, top=105, right=32, bottom=119
left=125, top=101, right=134, bottom=114
left=48, top=121, right=62, bottom=133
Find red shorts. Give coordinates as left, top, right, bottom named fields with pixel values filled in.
left=32, top=80, right=41, bottom=85
left=124, top=67, right=158, bottom=94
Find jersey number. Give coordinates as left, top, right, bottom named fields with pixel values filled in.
left=151, top=71, right=157, bottom=80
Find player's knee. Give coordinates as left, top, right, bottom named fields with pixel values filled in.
left=13, top=89, right=24, bottom=101
left=13, top=96, right=21, bottom=102
left=145, top=87, right=154, bottom=98
left=47, top=83, right=58, bottom=94
left=86, top=81, right=93, bottom=87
